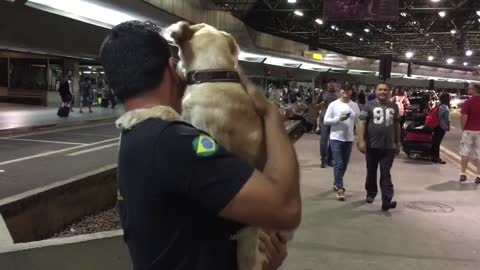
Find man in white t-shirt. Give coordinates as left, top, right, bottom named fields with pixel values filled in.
left=323, top=84, right=361, bottom=200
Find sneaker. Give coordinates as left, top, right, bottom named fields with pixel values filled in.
left=321, top=162, right=327, bottom=168
left=475, top=177, right=480, bottom=184
left=333, top=185, right=339, bottom=192
left=366, top=196, right=375, bottom=204
left=460, top=175, right=467, bottom=182
left=382, top=201, right=397, bottom=211
left=336, top=189, right=345, bottom=201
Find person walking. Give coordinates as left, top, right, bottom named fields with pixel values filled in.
left=459, top=83, right=480, bottom=183
left=79, top=77, right=93, bottom=113
left=323, top=84, right=361, bottom=200
left=315, top=79, right=340, bottom=168
left=357, top=83, right=401, bottom=211
left=431, top=93, right=451, bottom=164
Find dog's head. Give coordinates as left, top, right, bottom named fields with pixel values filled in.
left=165, top=21, right=239, bottom=81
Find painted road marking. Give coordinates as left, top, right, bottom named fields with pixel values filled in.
left=2, top=122, right=114, bottom=139
left=2, top=138, right=86, bottom=145
left=441, top=146, right=478, bottom=175
left=0, top=170, right=4, bottom=173
left=59, top=132, right=115, bottom=138
left=67, top=143, right=118, bottom=157
left=0, top=138, right=119, bottom=166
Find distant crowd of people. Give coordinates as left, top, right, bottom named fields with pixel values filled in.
left=57, top=75, right=117, bottom=114
left=273, top=78, right=480, bottom=208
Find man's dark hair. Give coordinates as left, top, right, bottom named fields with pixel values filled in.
left=99, top=20, right=171, bottom=102
left=472, top=83, right=480, bottom=94
left=341, top=83, right=352, bottom=91
left=439, top=93, right=451, bottom=108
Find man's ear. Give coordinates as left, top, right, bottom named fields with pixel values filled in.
left=166, top=21, right=194, bottom=43
left=220, top=31, right=239, bottom=57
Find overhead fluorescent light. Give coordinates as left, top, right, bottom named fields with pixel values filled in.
left=26, top=0, right=137, bottom=29
left=428, top=56, right=434, bottom=61
left=405, top=51, right=414, bottom=58
left=238, top=51, right=267, bottom=63
left=346, top=32, right=353, bottom=37
left=300, top=63, right=330, bottom=72
left=315, top=19, right=323, bottom=25
left=264, top=56, right=302, bottom=68
left=294, top=10, right=303, bottom=16
left=438, top=11, right=446, bottom=18
left=288, top=0, right=297, bottom=3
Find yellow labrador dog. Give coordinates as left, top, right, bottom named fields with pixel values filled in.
left=165, top=21, right=281, bottom=270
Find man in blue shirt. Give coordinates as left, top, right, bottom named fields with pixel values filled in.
left=99, top=21, right=301, bottom=270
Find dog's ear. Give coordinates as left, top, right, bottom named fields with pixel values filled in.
left=167, top=21, right=194, bottom=43
left=220, top=31, right=239, bottom=57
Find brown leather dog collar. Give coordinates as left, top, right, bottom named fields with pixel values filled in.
left=186, top=70, right=240, bottom=85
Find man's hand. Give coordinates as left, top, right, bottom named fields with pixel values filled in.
left=259, top=232, right=288, bottom=270
left=340, top=113, right=351, bottom=121
left=357, top=141, right=366, bottom=154
left=394, top=143, right=401, bottom=155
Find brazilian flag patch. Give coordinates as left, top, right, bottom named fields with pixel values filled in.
left=192, top=134, right=219, bottom=157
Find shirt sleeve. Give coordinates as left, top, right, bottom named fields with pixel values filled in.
left=323, top=102, right=340, bottom=125
left=157, top=123, right=254, bottom=216
left=359, top=102, right=371, bottom=121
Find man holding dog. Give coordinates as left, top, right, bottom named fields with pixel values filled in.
left=100, top=21, right=300, bottom=270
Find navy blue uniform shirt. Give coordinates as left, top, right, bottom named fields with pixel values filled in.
left=117, top=118, right=254, bottom=270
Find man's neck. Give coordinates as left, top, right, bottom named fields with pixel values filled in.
left=124, top=88, right=180, bottom=113
left=340, top=97, right=350, bottom=103
left=377, top=98, right=388, bottom=105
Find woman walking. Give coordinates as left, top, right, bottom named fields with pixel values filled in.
left=431, top=93, right=451, bottom=164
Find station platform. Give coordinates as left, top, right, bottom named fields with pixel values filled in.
left=283, top=133, right=480, bottom=270
left=0, top=103, right=123, bottom=135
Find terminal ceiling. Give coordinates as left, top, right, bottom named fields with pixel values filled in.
left=212, top=0, right=480, bottom=71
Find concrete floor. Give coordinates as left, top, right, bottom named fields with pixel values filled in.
left=283, top=133, right=480, bottom=270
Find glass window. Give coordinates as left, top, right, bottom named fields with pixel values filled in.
left=0, top=58, right=7, bottom=87
left=9, top=58, right=47, bottom=90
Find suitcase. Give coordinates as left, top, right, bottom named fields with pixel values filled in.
left=57, top=105, right=70, bottom=118
left=403, top=126, right=433, bottom=159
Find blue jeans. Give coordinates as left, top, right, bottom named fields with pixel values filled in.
left=320, top=124, right=332, bottom=164
left=330, top=140, right=353, bottom=190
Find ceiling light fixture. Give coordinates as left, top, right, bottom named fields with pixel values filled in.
left=346, top=32, right=353, bottom=37
left=431, top=0, right=441, bottom=2
left=400, top=12, right=407, bottom=17
left=294, top=10, right=303, bottom=16
left=464, top=62, right=468, bottom=66
left=364, top=28, right=370, bottom=33
left=428, top=56, right=434, bottom=61
left=438, top=11, right=446, bottom=17
left=315, top=18, right=323, bottom=25
left=477, top=11, right=480, bottom=16
left=451, top=29, right=456, bottom=34
left=446, top=58, right=454, bottom=64
left=331, top=25, right=336, bottom=29
left=288, top=0, right=297, bottom=3
left=386, top=25, right=392, bottom=29
left=405, top=51, right=414, bottom=58
left=359, top=37, right=364, bottom=41
left=466, top=50, right=473, bottom=56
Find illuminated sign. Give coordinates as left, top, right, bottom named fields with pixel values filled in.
left=304, top=51, right=323, bottom=61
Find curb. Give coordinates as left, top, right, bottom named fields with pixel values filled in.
left=0, top=117, right=118, bottom=137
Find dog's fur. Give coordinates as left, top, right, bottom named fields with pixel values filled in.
left=165, top=21, right=270, bottom=270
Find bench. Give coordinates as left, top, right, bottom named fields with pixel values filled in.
left=0, top=89, right=47, bottom=106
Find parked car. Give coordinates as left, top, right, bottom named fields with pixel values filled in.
left=451, top=95, right=471, bottom=109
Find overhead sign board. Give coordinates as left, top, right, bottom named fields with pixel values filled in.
left=323, top=0, right=399, bottom=21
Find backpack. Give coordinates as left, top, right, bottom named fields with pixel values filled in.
left=425, top=106, right=440, bottom=128
left=394, top=96, right=406, bottom=116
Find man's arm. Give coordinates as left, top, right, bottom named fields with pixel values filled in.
left=357, top=120, right=367, bottom=154
left=218, top=74, right=301, bottom=231
left=461, top=114, right=468, bottom=131
left=322, top=103, right=340, bottom=125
